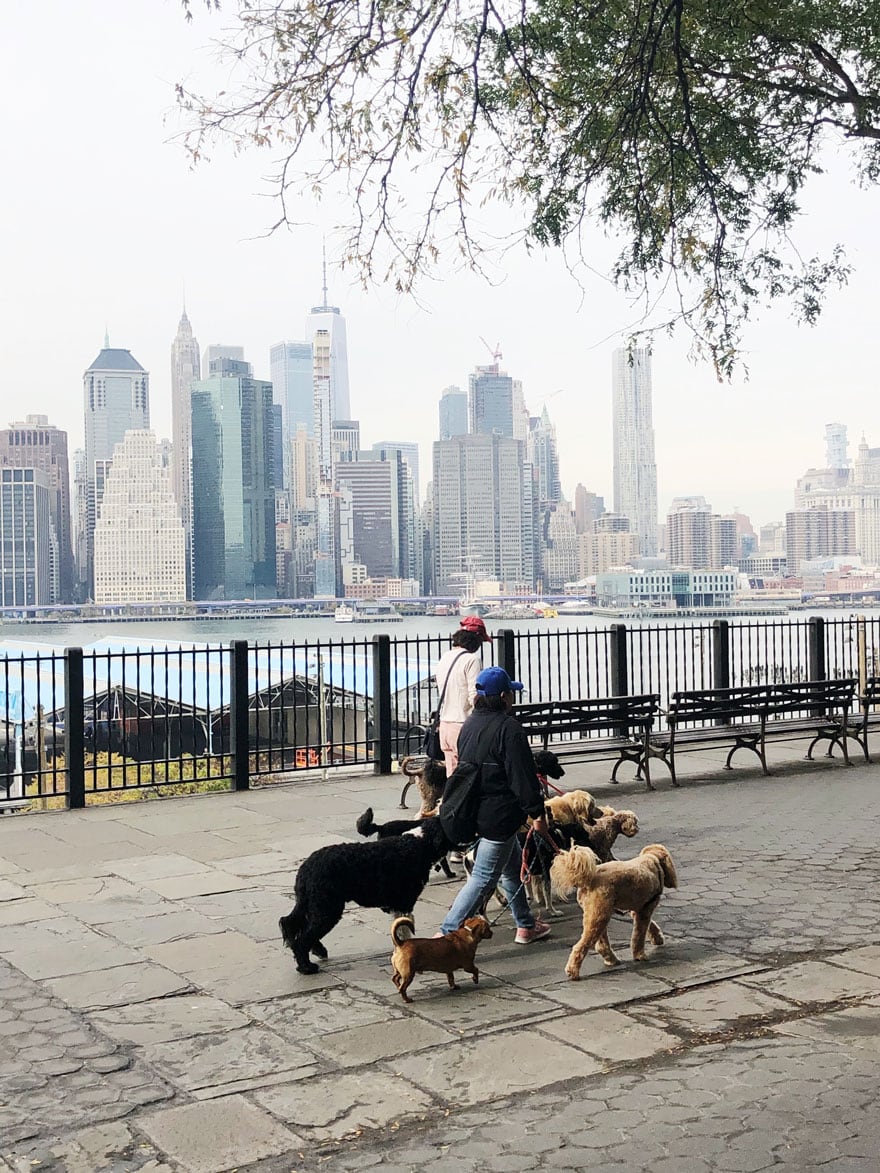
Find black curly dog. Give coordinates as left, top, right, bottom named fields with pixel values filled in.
left=356, top=807, right=457, bottom=878
left=279, top=818, right=452, bottom=974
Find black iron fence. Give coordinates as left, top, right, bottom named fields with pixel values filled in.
left=3, top=615, right=880, bottom=810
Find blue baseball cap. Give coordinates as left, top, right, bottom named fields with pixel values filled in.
left=475, top=666, right=524, bottom=696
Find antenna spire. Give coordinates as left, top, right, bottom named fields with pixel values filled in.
left=104, top=326, right=110, bottom=349
left=321, top=239, right=328, bottom=307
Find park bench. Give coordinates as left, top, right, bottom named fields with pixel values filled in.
left=649, top=678, right=857, bottom=785
left=513, top=694, right=662, bottom=789
left=844, top=676, right=880, bottom=762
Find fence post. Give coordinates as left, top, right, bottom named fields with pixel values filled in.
left=712, top=620, right=731, bottom=691
left=609, top=624, right=629, bottom=697
left=857, top=614, right=868, bottom=696
left=372, top=634, right=393, bottom=775
left=496, top=628, right=517, bottom=681
left=808, top=616, right=826, bottom=682
left=229, top=640, right=250, bottom=791
left=65, top=647, right=85, bottom=810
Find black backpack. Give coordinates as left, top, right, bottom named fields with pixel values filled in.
left=438, top=714, right=506, bottom=846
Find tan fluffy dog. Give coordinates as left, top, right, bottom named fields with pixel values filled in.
left=544, top=789, right=601, bottom=827
left=550, top=844, right=677, bottom=980
left=585, top=809, right=639, bottom=862
left=390, top=915, right=493, bottom=1002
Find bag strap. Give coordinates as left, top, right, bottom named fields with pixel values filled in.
left=435, top=650, right=470, bottom=714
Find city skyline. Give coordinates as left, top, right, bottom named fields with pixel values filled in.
left=6, top=1, right=880, bottom=535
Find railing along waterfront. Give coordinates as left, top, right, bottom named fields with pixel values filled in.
left=2, top=615, right=879, bottom=810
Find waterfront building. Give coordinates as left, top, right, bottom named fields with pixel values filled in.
left=93, top=431, right=186, bottom=604
left=612, top=346, right=658, bottom=555
left=796, top=437, right=880, bottom=566
left=596, top=568, right=737, bottom=609
left=0, top=415, right=74, bottom=602
left=439, top=386, right=468, bottom=440
left=432, top=434, right=535, bottom=593
left=190, top=356, right=277, bottom=599
left=785, top=508, right=856, bottom=573
left=81, top=342, right=150, bottom=598
left=372, top=441, right=420, bottom=503
left=170, top=309, right=201, bottom=596
left=574, top=485, right=605, bottom=534
left=0, top=468, right=52, bottom=606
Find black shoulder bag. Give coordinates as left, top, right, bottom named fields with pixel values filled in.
left=438, top=714, right=507, bottom=846
left=422, top=650, right=469, bottom=761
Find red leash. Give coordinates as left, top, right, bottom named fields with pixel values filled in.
left=519, top=823, right=563, bottom=882
left=537, top=772, right=567, bottom=797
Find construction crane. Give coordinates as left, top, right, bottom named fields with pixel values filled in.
left=479, top=337, right=503, bottom=364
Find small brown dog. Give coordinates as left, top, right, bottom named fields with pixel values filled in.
left=400, top=756, right=448, bottom=816
left=550, top=843, right=678, bottom=980
left=390, top=915, right=492, bottom=1002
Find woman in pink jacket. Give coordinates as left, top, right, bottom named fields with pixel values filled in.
left=433, top=616, right=491, bottom=773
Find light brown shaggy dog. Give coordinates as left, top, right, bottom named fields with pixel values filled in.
left=584, top=809, right=639, bottom=862
left=390, top=915, right=493, bottom=1002
left=544, top=789, right=601, bottom=828
left=550, top=844, right=678, bottom=980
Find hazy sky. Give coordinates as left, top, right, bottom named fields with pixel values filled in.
left=4, top=0, right=879, bottom=528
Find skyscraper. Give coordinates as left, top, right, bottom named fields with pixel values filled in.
left=190, top=356, right=277, bottom=599
left=439, top=386, right=468, bottom=440
left=0, top=415, right=74, bottom=602
left=529, top=407, right=562, bottom=507
left=335, top=451, right=410, bottom=580
left=825, top=422, right=849, bottom=471
left=81, top=342, right=150, bottom=597
left=0, top=468, right=52, bottom=606
left=170, top=309, right=201, bottom=595
left=612, top=346, right=658, bottom=556
left=574, top=485, right=605, bottom=534
left=372, top=441, right=420, bottom=502
left=306, top=262, right=351, bottom=422
left=270, top=340, right=314, bottom=493
left=469, top=363, right=515, bottom=437
left=432, top=434, right=535, bottom=593
left=93, top=431, right=186, bottom=604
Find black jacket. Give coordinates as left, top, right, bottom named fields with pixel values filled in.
left=456, top=708, right=545, bottom=840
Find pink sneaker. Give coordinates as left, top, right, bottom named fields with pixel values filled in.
left=432, top=931, right=445, bottom=938
left=515, top=920, right=551, bottom=945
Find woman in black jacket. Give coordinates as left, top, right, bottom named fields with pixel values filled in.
left=438, top=666, right=552, bottom=944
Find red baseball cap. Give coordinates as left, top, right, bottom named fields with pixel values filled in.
left=460, top=615, right=491, bottom=642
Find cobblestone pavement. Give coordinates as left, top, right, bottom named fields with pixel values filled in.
left=1, top=746, right=879, bottom=1172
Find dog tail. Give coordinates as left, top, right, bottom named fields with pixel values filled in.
left=391, top=916, right=416, bottom=945
left=644, top=844, right=678, bottom=889
left=279, top=903, right=304, bottom=950
left=400, top=756, right=425, bottom=777
left=356, top=807, right=379, bottom=837
left=550, top=846, right=598, bottom=897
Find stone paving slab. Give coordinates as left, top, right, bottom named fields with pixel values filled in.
left=92, top=993, right=251, bottom=1044
left=304, top=1015, right=458, bottom=1069
left=390, top=1027, right=601, bottom=1106
left=138, top=1096, right=303, bottom=1173
left=0, top=879, right=26, bottom=900
left=537, top=969, right=673, bottom=1010
left=41, top=961, right=191, bottom=1010
left=32, top=876, right=175, bottom=925
left=143, top=1023, right=322, bottom=1094
left=108, top=852, right=214, bottom=882
left=824, top=943, right=880, bottom=978
left=739, top=958, right=880, bottom=1004
left=623, top=941, right=767, bottom=989
left=247, top=986, right=406, bottom=1041
left=537, top=1006, right=680, bottom=1063
left=0, top=918, right=143, bottom=980
left=99, top=907, right=230, bottom=948
left=627, top=978, right=791, bottom=1034
left=145, top=930, right=307, bottom=1003
left=138, top=870, right=255, bottom=899
left=251, top=1070, right=436, bottom=1141
left=770, top=1003, right=880, bottom=1053
left=0, top=897, right=59, bottom=928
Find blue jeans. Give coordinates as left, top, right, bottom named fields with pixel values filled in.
left=441, top=834, right=537, bottom=933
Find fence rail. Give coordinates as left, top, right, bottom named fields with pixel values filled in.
left=3, top=615, right=880, bottom=810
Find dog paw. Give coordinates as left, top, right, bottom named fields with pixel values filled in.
left=296, top=961, right=321, bottom=975
left=601, top=955, right=621, bottom=967
left=565, top=969, right=581, bottom=981
left=549, top=908, right=565, bottom=918
left=310, top=943, right=328, bottom=959
left=632, top=952, right=647, bottom=962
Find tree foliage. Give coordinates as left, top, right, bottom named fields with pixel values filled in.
left=177, top=1, right=880, bottom=372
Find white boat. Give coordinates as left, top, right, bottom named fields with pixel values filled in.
left=334, top=603, right=355, bottom=623
left=458, top=597, right=492, bottom=618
